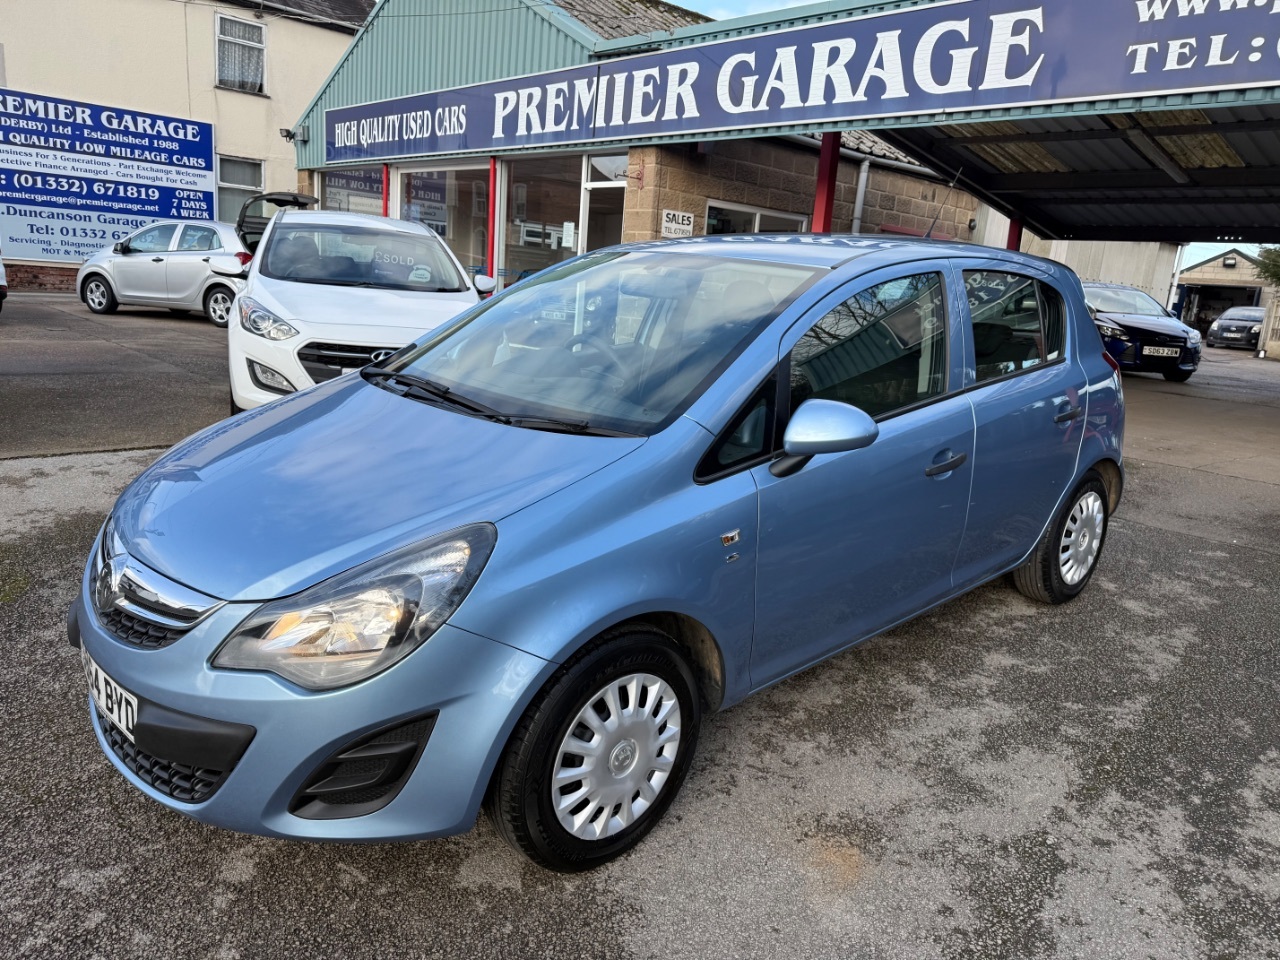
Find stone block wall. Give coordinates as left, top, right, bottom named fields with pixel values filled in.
left=2, top=263, right=78, bottom=292
left=623, top=139, right=977, bottom=243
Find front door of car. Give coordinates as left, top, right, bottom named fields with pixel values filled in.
left=949, top=261, right=1090, bottom=589
left=749, top=264, right=974, bottom=688
left=166, top=224, right=223, bottom=306
left=113, top=223, right=178, bottom=301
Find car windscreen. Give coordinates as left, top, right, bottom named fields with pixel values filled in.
left=1085, top=286, right=1168, bottom=317
left=260, top=224, right=467, bottom=292
left=383, top=251, right=819, bottom=436
left=1220, top=308, right=1264, bottom=321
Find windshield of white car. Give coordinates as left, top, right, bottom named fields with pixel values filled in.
left=1086, top=286, right=1169, bottom=317
left=382, top=251, right=819, bottom=436
left=260, top=224, right=468, bottom=292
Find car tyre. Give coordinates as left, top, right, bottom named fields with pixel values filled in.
left=1012, top=472, right=1109, bottom=605
left=487, top=624, right=701, bottom=872
left=83, top=276, right=118, bottom=315
left=204, top=286, right=234, bottom=327
left=1163, top=369, right=1194, bottom=383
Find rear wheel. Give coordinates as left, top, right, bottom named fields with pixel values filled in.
left=83, top=276, right=117, bottom=314
left=487, top=625, right=701, bottom=871
left=204, top=286, right=234, bottom=327
left=1163, top=369, right=1194, bottom=383
left=1013, top=473, right=1109, bottom=605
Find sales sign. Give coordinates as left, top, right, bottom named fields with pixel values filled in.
left=661, top=210, right=694, bottom=238
left=0, top=88, right=215, bottom=264
left=327, top=0, right=1280, bottom=163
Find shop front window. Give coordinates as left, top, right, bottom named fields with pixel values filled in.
left=504, top=155, right=582, bottom=286
left=400, top=168, right=490, bottom=277
left=707, top=201, right=807, bottom=235
left=321, top=167, right=384, bottom=215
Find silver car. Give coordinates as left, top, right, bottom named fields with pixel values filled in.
left=76, top=220, right=249, bottom=327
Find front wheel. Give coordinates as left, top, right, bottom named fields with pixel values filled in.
left=487, top=625, right=701, bottom=871
left=1012, top=473, right=1109, bottom=604
left=83, top=276, right=117, bottom=314
left=204, top=286, right=234, bottom=327
left=1163, top=369, right=1194, bottom=383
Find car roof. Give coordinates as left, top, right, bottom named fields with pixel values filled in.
left=1081, top=281, right=1148, bottom=293
left=619, top=233, right=1063, bottom=272
left=274, top=209, right=438, bottom=237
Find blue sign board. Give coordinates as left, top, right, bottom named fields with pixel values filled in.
left=0, top=88, right=216, bottom=263
left=326, top=0, right=1280, bottom=163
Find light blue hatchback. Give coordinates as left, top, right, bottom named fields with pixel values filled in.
left=71, top=236, right=1124, bottom=870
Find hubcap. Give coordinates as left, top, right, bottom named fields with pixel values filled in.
left=552, top=673, right=682, bottom=842
left=1060, top=490, right=1105, bottom=585
left=86, top=282, right=106, bottom=310
left=208, top=293, right=231, bottom=323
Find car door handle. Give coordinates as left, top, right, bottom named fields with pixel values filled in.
left=201, top=257, right=211, bottom=262
left=924, top=452, right=967, bottom=477
left=1054, top=406, right=1083, bottom=424
left=151, top=257, right=165, bottom=263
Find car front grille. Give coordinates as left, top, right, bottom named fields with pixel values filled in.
left=296, top=342, right=399, bottom=383
left=98, top=709, right=230, bottom=803
left=98, top=607, right=184, bottom=650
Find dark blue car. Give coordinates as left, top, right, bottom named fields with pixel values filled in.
left=1083, top=281, right=1202, bottom=382
left=72, top=236, right=1125, bottom=870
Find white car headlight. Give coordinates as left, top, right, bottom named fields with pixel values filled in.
left=1251, top=324, right=1263, bottom=334
left=240, top=297, right=299, bottom=341
left=213, top=524, right=496, bottom=690
left=1187, top=329, right=1201, bottom=345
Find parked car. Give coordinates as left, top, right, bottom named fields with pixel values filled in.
left=223, top=209, right=494, bottom=412
left=1082, top=281, right=1201, bottom=382
left=1206, top=306, right=1265, bottom=349
left=74, top=194, right=314, bottom=326
left=70, top=236, right=1124, bottom=871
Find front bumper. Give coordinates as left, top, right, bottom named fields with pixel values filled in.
left=1206, top=333, right=1260, bottom=349
left=71, top=581, right=551, bottom=841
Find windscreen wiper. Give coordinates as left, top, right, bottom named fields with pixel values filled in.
left=362, top=368, right=507, bottom=419
left=496, top=415, right=638, bottom=438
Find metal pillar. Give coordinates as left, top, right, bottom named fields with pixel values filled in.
left=1006, top=217, right=1024, bottom=251
left=487, top=157, right=498, bottom=280
left=812, top=132, right=840, bottom=233
left=381, top=164, right=390, bottom=218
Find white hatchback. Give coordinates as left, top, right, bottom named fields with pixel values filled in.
left=225, top=211, right=493, bottom=411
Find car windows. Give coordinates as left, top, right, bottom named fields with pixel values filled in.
left=262, top=224, right=466, bottom=292
left=177, top=226, right=221, bottom=252
left=789, top=272, right=947, bottom=419
left=129, top=224, right=177, bottom=253
left=697, top=375, right=778, bottom=480
left=965, top=271, right=1066, bottom=384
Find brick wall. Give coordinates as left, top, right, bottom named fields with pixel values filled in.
left=622, top=140, right=977, bottom=243
left=2, top=263, right=79, bottom=292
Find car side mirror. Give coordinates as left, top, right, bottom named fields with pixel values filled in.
left=771, top=399, right=879, bottom=477
left=208, top=254, right=248, bottom=279
left=113, top=242, right=126, bottom=255
left=474, top=274, right=497, bottom=295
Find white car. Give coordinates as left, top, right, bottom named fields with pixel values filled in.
left=226, top=210, right=493, bottom=411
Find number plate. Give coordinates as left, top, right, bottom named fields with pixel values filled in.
left=1144, top=346, right=1180, bottom=357
left=1224, top=333, right=1242, bottom=339
left=82, top=649, right=138, bottom=742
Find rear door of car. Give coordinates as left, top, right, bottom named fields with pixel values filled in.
left=949, top=259, right=1089, bottom=590
left=749, top=261, right=974, bottom=687
left=165, top=224, right=224, bottom=307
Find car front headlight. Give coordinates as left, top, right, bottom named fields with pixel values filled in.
left=1251, top=324, right=1263, bottom=334
left=1187, top=328, right=1201, bottom=345
left=1096, top=323, right=1128, bottom=339
left=240, top=297, right=299, bottom=341
left=213, top=524, right=496, bottom=690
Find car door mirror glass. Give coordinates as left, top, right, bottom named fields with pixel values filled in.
left=782, top=399, right=879, bottom=457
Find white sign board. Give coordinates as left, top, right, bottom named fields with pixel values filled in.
left=661, top=209, right=694, bottom=239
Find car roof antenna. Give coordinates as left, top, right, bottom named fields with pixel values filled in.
left=923, top=167, right=964, bottom=240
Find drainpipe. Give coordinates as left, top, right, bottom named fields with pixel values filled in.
left=852, top=159, right=871, bottom=234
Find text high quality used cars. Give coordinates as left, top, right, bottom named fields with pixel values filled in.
left=225, top=210, right=495, bottom=412
left=1206, top=306, right=1265, bottom=350
left=1082, top=281, right=1202, bottom=382
left=71, top=236, right=1125, bottom=871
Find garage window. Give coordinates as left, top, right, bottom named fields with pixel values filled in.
left=217, top=157, right=263, bottom=222
left=217, top=16, right=266, bottom=94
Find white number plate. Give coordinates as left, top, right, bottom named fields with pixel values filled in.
left=1144, top=346, right=1180, bottom=357
left=82, top=649, right=138, bottom=742
left=1224, top=333, right=1242, bottom=339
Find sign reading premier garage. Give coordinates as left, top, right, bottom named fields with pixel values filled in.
left=326, top=0, right=1280, bottom=163
left=0, top=88, right=215, bottom=264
